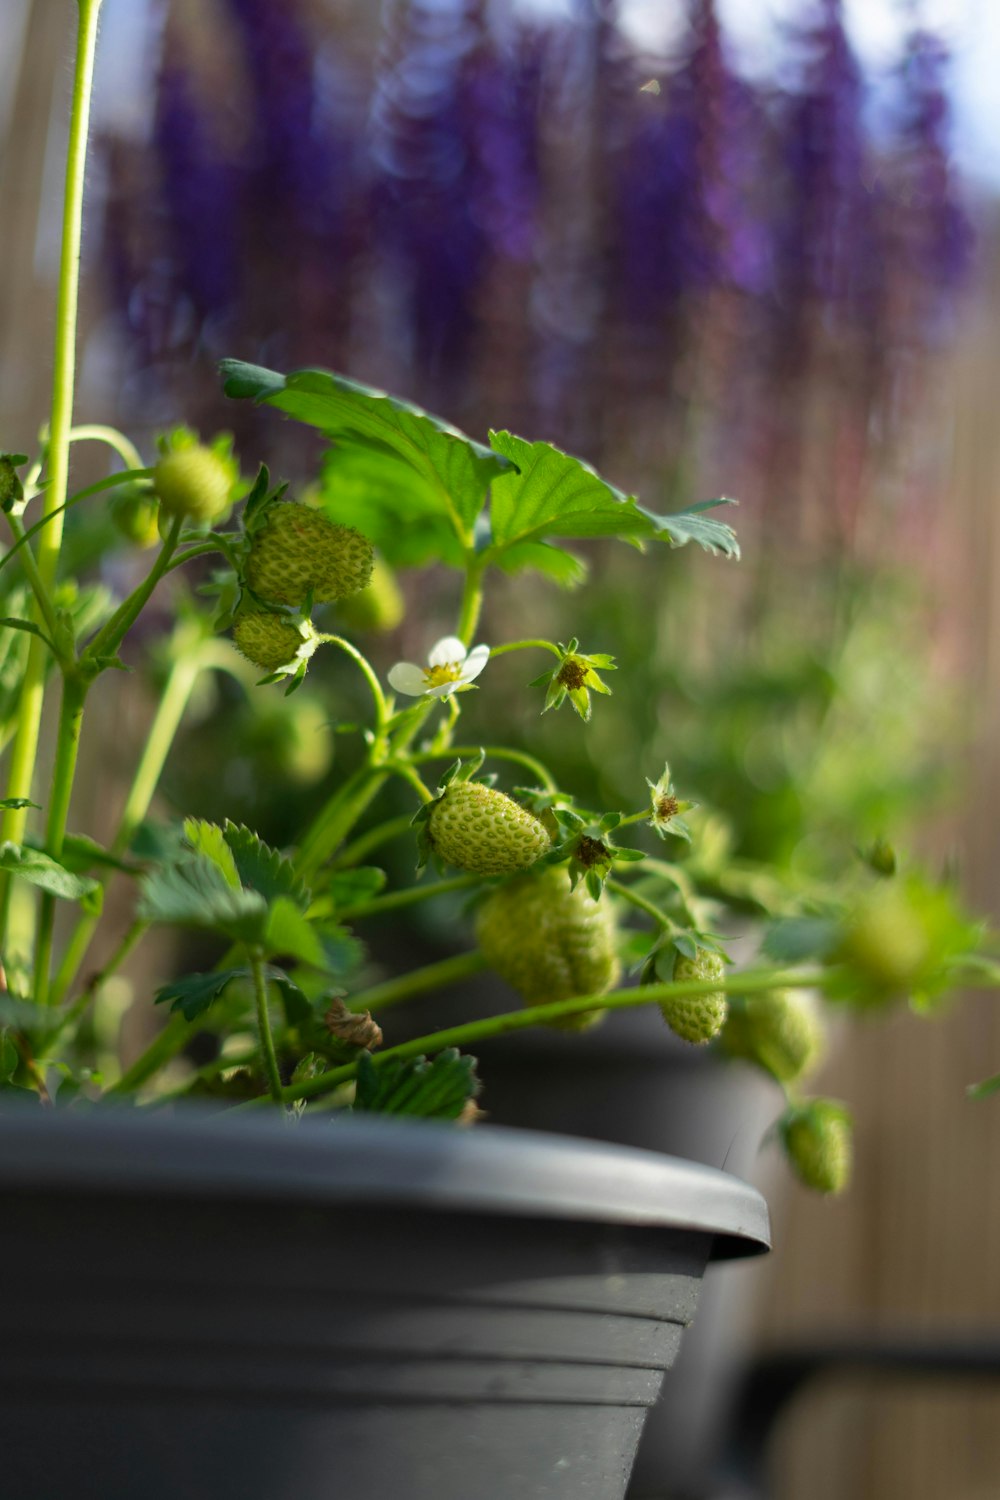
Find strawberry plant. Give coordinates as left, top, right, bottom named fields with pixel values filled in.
left=1, top=0, right=998, bottom=1195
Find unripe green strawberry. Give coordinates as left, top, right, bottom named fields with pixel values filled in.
left=721, top=990, right=825, bottom=1082
left=660, top=947, right=728, bottom=1045
left=110, top=487, right=160, bottom=549
left=153, top=445, right=233, bottom=522
left=781, top=1100, right=852, bottom=1194
left=336, top=555, right=404, bottom=633
left=476, top=867, right=619, bottom=1030
left=837, top=883, right=933, bottom=1001
left=246, top=503, right=374, bottom=605
left=232, top=612, right=310, bottom=674
left=427, top=782, right=550, bottom=876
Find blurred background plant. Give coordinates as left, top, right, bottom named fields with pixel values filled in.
left=3, top=1, right=999, bottom=1497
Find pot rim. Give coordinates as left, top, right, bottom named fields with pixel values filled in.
left=0, top=1107, right=769, bottom=1259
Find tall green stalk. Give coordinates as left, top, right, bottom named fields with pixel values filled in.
left=0, top=0, right=105, bottom=939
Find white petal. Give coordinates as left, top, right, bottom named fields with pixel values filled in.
left=461, top=643, right=490, bottom=682
left=426, top=681, right=458, bottom=699
left=428, top=635, right=467, bottom=668
left=387, top=662, right=428, bottom=696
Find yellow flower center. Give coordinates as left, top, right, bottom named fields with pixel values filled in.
left=423, top=661, right=463, bottom=689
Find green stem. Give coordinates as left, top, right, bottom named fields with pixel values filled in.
left=49, top=650, right=206, bottom=1008
left=333, top=815, right=414, bottom=869
left=606, top=877, right=673, bottom=930
left=294, top=764, right=389, bottom=881
left=38, top=918, right=148, bottom=1058
left=106, top=1010, right=193, bottom=1096
left=318, top=634, right=388, bottom=732
left=345, top=950, right=489, bottom=1015
left=68, top=424, right=143, bottom=470
left=34, top=671, right=88, bottom=1006
left=243, top=965, right=830, bottom=1109
left=409, top=744, right=558, bottom=794
left=456, top=559, right=485, bottom=646
left=336, top=874, right=483, bottom=923
left=488, top=639, right=562, bottom=659
left=249, top=947, right=284, bottom=1105
left=82, top=513, right=183, bottom=665
left=0, top=471, right=155, bottom=582
left=3, top=515, right=63, bottom=644
left=383, top=760, right=435, bottom=804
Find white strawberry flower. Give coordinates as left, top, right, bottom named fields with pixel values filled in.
left=387, top=635, right=490, bottom=700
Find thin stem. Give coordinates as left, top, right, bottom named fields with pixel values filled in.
left=38, top=918, right=148, bottom=1058
left=340, top=950, right=489, bottom=1016
left=83, top=513, right=183, bottom=664
left=383, top=760, right=435, bottom=804
left=318, top=633, right=388, bottom=732
left=241, top=965, right=830, bottom=1110
left=410, top=745, right=558, bottom=794
left=336, top=874, right=483, bottom=923
left=615, top=810, right=651, bottom=829
left=68, top=424, right=143, bottom=471
left=488, top=639, right=562, bottom=659
left=34, top=671, right=89, bottom=1006
left=333, top=814, right=414, bottom=869
left=606, top=877, right=673, bottom=929
left=0, top=471, right=155, bottom=581
left=3, top=515, right=63, bottom=644
left=106, top=1010, right=193, bottom=1096
left=49, top=649, right=206, bottom=1008
left=249, top=947, right=284, bottom=1105
left=294, top=764, right=389, bottom=880
left=456, top=559, right=485, bottom=646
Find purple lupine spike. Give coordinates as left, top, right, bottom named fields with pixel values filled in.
left=369, top=0, right=493, bottom=390
left=772, top=0, right=876, bottom=322
left=152, top=50, right=242, bottom=324
left=890, top=27, right=974, bottom=313
left=612, top=0, right=764, bottom=326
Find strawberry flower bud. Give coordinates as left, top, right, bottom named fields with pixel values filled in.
left=530, top=638, right=616, bottom=721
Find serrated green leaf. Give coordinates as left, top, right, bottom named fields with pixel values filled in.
left=183, top=819, right=241, bottom=888
left=222, top=822, right=311, bottom=910
left=318, top=925, right=366, bottom=980
left=636, top=497, right=740, bottom=558
left=487, top=432, right=650, bottom=559
left=493, top=539, right=589, bottom=588
left=324, top=866, right=387, bottom=911
left=0, top=843, right=101, bottom=904
left=138, top=858, right=268, bottom=944
left=220, top=361, right=514, bottom=544
left=265, top=897, right=327, bottom=968
left=353, top=1048, right=480, bottom=1120
left=0, top=798, right=38, bottom=811
left=154, top=968, right=248, bottom=1021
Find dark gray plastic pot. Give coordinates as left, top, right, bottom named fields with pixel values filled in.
left=0, top=1109, right=768, bottom=1500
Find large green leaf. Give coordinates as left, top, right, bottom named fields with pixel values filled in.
left=636, top=496, right=741, bottom=558
left=486, top=431, right=650, bottom=553
left=223, top=822, right=310, bottom=911
left=220, top=361, right=515, bottom=546
left=0, top=843, right=101, bottom=907
left=316, top=445, right=465, bottom=569
left=138, top=858, right=268, bottom=945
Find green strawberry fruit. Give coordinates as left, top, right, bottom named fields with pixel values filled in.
left=660, top=947, right=728, bottom=1044
left=110, top=487, right=161, bottom=549
left=781, top=1100, right=852, bottom=1194
left=246, top=503, right=374, bottom=605
left=427, top=782, right=550, bottom=876
left=232, top=612, right=311, bottom=674
left=476, top=866, right=619, bottom=1029
left=721, top=989, right=824, bottom=1082
left=153, top=445, right=233, bottom=523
